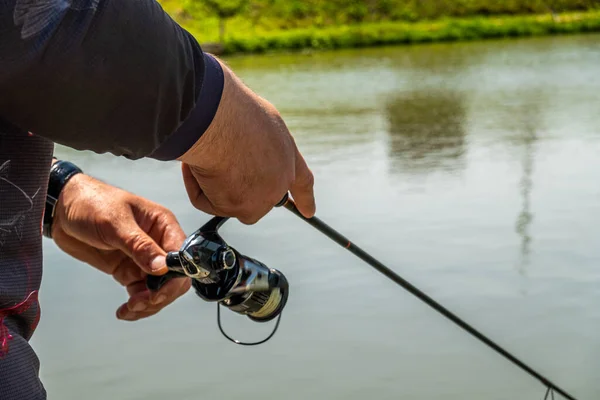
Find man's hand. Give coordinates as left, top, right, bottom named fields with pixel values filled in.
left=51, top=173, right=191, bottom=322
left=178, top=57, right=316, bottom=225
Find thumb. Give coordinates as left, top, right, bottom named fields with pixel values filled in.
left=289, top=149, right=316, bottom=218
left=109, top=223, right=169, bottom=276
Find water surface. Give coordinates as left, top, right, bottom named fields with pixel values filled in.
left=37, top=33, right=600, bottom=399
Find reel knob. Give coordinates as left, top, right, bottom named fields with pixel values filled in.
left=220, top=248, right=236, bottom=270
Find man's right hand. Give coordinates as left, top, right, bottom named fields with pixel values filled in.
left=178, top=57, right=316, bottom=225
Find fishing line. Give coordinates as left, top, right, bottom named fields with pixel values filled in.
left=545, top=387, right=556, bottom=400
left=278, top=194, right=577, bottom=400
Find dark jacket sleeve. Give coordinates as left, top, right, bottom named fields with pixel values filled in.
left=0, top=0, right=223, bottom=160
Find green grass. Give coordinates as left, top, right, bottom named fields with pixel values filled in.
left=162, top=0, right=600, bottom=27
left=168, top=10, right=600, bottom=55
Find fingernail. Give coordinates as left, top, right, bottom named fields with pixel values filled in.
left=132, top=303, right=147, bottom=312
left=152, top=294, right=167, bottom=305
left=150, top=255, right=166, bottom=273
left=119, top=311, right=137, bottom=321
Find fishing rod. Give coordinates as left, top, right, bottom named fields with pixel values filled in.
left=147, top=193, right=576, bottom=400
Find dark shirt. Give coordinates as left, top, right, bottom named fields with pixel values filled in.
left=0, top=0, right=224, bottom=397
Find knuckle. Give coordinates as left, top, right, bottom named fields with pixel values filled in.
left=158, top=208, right=178, bottom=224
left=165, top=209, right=178, bottom=221
left=238, top=211, right=261, bottom=225
left=190, top=197, right=206, bottom=211
left=227, top=192, right=246, bottom=208
left=213, top=201, right=237, bottom=217
left=127, top=232, right=153, bottom=255
left=215, top=195, right=247, bottom=217
left=95, top=214, right=119, bottom=242
left=110, top=260, right=128, bottom=285
left=113, top=261, right=143, bottom=287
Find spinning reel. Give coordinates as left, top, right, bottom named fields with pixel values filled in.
left=146, top=213, right=289, bottom=346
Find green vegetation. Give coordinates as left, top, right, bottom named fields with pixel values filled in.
left=199, top=0, right=248, bottom=44
left=158, top=0, right=600, bottom=54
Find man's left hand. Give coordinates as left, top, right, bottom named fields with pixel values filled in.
left=51, top=173, right=191, bottom=321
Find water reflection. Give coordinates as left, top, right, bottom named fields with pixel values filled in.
left=515, top=126, right=536, bottom=276
left=384, top=89, right=467, bottom=174
left=508, top=97, right=543, bottom=277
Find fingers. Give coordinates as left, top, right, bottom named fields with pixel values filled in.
left=107, top=219, right=170, bottom=276
left=52, top=228, right=140, bottom=281
left=123, top=196, right=187, bottom=274
left=182, top=163, right=272, bottom=223
left=112, top=257, right=146, bottom=287
left=147, top=274, right=191, bottom=307
left=236, top=203, right=275, bottom=225
left=141, top=205, right=187, bottom=253
left=52, top=228, right=111, bottom=271
left=116, top=277, right=191, bottom=321
left=289, top=149, right=316, bottom=218
left=182, top=158, right=312, bottom=223
left=181, top=138, right=315, bottom=223
left=181, top=163, right=219, bottom=216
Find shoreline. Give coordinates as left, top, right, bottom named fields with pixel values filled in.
left=173, top=11, right=600, bottom=56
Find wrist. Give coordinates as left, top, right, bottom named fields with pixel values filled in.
left=177, top=57, right=257, bottom=169
left=43, top=160, right=84, bottom=238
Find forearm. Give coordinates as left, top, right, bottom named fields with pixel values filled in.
left=0, top=0, right=223, bottom=160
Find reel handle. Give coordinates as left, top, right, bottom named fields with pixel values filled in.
left=146, top=270, right=184, bottom=291
left=146, top=252, right=187, bottom=292
left=146, top=192, right=289, bottom=293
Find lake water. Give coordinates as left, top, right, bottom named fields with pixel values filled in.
left=36, top=33, right=600, bottom=400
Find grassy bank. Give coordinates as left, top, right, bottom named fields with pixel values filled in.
left=164, top=0, right=599, bottom=28
left=168, top=10, right=600, bottom=55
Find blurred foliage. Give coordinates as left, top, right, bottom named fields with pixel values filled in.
left=157, top=0, right=600, bottom=54
left=182, top=0, right=248, bottom=18
left=190, top=0, right=249, bottom=42
left=168, top=0, right=600, bottom=29
left=251, top=0, right=597, bottom=26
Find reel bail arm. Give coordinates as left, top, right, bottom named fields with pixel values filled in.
left=146, top=214, right=289, bottom=345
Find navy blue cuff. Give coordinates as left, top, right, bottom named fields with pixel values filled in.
left=149, top=52, right=224, bottom=161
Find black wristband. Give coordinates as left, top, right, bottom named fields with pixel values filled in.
left=43, top=160, right=83, bottom=239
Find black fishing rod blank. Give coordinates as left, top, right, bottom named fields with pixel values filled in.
left=278, top=194, right=577, bottom=400
left=148, top=192, right=576, bottom=399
